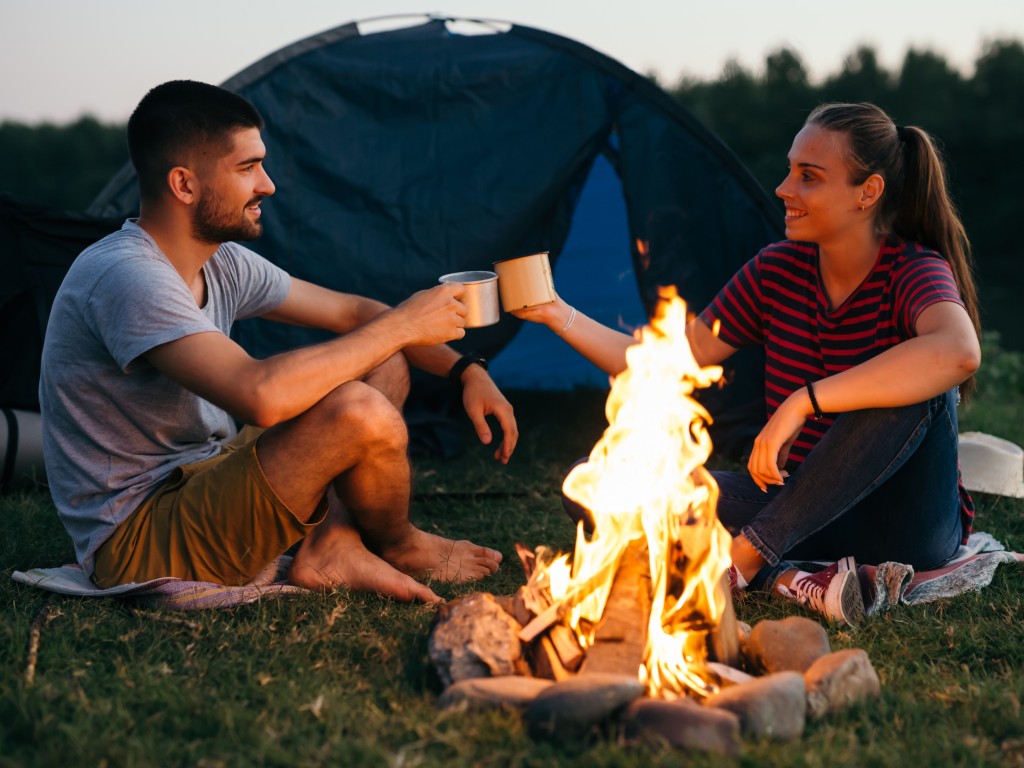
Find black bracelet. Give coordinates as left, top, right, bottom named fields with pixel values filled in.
left=449, top=352, right=488, bottom=388
left=805, top=379, right=824, bottom=420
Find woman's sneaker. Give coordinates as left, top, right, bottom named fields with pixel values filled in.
left=779, top=556, right=865, bottom=627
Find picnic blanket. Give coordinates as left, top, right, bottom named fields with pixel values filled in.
left=11, top=532, right=1023, bottom=613
left=10, top=555, right=308, bottom=610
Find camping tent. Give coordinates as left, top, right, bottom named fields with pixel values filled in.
left=0, top=194, right=120, bottom=410
left=10, top=15, right=784, bottom=460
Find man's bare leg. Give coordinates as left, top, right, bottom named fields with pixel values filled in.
left=256, top=373, right=500, bottom=599
left=360, top=351, right=410, bottom=411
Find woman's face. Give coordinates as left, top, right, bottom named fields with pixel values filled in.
left=775, top=123, right=867, bottom=245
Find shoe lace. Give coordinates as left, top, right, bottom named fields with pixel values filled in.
left=790, top=574, right=829, bottom=614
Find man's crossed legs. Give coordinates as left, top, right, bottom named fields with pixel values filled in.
left=262, top=353, right=501, bottom=602
left=92, top=353, right=501, bottom=602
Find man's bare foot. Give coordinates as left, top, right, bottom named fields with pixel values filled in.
left=379, top=528, right=502, bottom=583
left=288, top=522, right=441, bottom=603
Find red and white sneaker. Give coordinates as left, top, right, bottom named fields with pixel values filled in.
left=781, top=556, right=865, bottom=627
left=726, top=564, right=747, bottom=594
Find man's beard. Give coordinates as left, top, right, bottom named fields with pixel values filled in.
left=192, top=193, right=264, bottom=244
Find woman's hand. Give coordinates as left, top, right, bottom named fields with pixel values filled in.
left=747, top=389, right=811, bottom=491
left=510, top=297, right=573, bottom=332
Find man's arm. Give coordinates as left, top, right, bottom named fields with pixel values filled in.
left=146, top=277, right=518, bottom=461
left=265, top=278, right=474, bottom=377
left=267, top=279, right=517, bottom=461
left=144, top=278, right=467, bottom=427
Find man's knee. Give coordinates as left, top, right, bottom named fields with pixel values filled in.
left=318, top=381, right=408, bottom=452
left=363, top=353, right=410, bottom=408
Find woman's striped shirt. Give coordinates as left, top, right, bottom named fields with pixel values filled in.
left=700, top=236, right=974, bottom=540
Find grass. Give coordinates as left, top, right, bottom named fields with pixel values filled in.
left=2, top=346, right=1023, bottom=767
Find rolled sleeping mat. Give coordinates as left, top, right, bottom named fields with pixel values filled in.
left=1, top=408, right=47, bottom=491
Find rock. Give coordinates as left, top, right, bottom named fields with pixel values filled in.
left=804, top=648, right=882, bottom=719
left=624, top=697, right=741, bottom=755
left=437, top=675, right=554, bottom=711
left=525, top=673, right=646, bottom=741
left=428, top=592, right=526, bottom=687
left=746, top=616, right=831, bottom=674
left=705, top=671, right=806, bottom=741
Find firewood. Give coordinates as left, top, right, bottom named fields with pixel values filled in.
left=518, top=600, right=566, bottom=643
left=580, top=539, right=651, bottom=677
left=707, top=571, right=740, bottom=667
left=548, top=624, right=584, bottom=672
left=497, top=588, right=532, bottom=627
left=530, top=634, right=573, bottom=681
left=514, top=542, right=536, bottom=578
left=516, top=547, right=625, bottom=642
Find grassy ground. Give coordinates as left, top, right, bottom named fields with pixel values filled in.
left=2, top=348, right=1023, bottom=767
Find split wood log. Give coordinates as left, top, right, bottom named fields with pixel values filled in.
left=579, top=539, right=651, bottom=677
left=517, top=548, right=625, bottom=642
left=548, top=624, right=584, bottom=672
left=531, top=634, right=573, bottom=681
left=514, top=542, right=537, bottom=578
left=708, top=571, right=740, bottom=667
left=518, top=600, right=567, bottom=643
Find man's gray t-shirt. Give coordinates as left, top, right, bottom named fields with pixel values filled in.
left=39, top=220, right=290, bottom=575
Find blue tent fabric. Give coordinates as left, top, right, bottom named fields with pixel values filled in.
left=85, top=16, right=781, bottom=458
left=488, top=152, right=645, bottom=390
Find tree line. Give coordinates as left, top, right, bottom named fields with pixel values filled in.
left=1, top=39, right=1021, bottom=346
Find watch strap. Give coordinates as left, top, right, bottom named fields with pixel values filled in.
left=449, top=352, right=488, bottom=387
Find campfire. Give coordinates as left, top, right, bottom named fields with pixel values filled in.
left=516, top=285, right=736, bottom=697
left=429, top=286, right=881, bottom=753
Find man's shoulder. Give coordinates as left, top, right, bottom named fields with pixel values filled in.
left=73, top=221, right=160, bottom=275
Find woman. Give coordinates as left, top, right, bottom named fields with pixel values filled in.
left=514, top=102, right=981, bottom=626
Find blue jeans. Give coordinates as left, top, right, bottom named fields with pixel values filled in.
left=562, top=389, right=964, bottom=579
left=713, top=388, right=964, bottom=578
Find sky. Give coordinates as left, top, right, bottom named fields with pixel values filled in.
left=2, top=0, right=1022, bottom=124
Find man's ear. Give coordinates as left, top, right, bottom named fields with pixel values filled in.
left=859, top=173, right=885, bottom=210
left=167, top=166, right=196, bottom=205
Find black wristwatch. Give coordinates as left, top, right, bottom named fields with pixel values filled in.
left=448, top=352, right=489, bottom=387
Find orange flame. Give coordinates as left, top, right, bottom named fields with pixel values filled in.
left=530, top=286, right=732, bottom=698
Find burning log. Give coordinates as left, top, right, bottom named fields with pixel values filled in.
left=708, top=572, right=740, bottom=667
left=517, top=549, right=623, bottom=642
left=548, top=624, right=584, bottom=672
left=580, top=539, right=651, bottom=677
left=531, top=635, right=573, bottom=681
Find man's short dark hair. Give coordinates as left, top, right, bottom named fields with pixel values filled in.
left=128, top=80, right=264, bottom=201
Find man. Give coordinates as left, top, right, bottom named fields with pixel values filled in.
left=40, top=80, right=517, bottom=603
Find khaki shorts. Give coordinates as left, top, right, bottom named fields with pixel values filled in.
left=93, top=427, right=326, bottom=588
